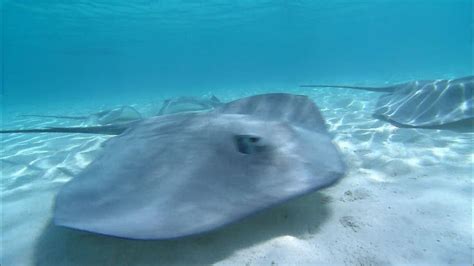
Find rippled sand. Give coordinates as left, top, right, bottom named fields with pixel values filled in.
left=1, top=90, right=472, bottom=265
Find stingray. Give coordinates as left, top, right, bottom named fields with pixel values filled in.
left=20, top=106, right=143, bottom=126
left=0, top=93, right=345, bottom=239
left=301, top=76, right=473, bottom=129
left=157, top=95, right=224, bottom=115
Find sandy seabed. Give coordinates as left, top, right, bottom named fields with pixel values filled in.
left=1, top=88, right=472, bottom=265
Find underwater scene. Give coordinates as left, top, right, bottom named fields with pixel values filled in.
left=1, top=1, right=473, bottom=265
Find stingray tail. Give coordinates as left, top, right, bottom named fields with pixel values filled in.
left=0, top=125, right=129, bottom=135
left=18, top=115, right=88, bottom=120
left=299, top=84, right=396, bottom=92
left=157, top=99, right=171, bottom=116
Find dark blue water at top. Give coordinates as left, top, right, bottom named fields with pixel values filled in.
left=1, top=0, right=472, bottom=105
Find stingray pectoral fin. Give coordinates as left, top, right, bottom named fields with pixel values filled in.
left=299, top=84, right=396, bottom=92
left=0, top=125, right=129, bottom=135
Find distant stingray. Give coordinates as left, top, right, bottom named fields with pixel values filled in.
left=0, top=93, right=345, bottom=239
left=20, top=106, right=143, bottom=126
left=157, top=95, right=224, bottom=115
left=301, top=76, right=473, bottom=130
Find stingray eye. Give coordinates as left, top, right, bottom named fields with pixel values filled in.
left=234, top=135, right=264, bottom=154
left=248, top=136, right=259, bottom=143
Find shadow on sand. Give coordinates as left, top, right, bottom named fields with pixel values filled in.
left=34, top=191, right=332, bottom=265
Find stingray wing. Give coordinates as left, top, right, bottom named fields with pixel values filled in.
left=374, top=77, right=473, bottom=127
left=96, top=106, right=143, bottom=125
left=54, top=94, right=345, bottom=239
left=215, top=93, right=329, bottom=133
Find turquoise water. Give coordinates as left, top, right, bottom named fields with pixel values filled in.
left=3, top=0, right=472, bottom=105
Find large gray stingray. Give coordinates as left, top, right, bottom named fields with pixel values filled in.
left=1, top=93, right=345, bottom=239
left=301, top=76, right=473, bottom=129
left=20, top=106, right=143, bottom=126
left=157, top=95, right=224, bottom=115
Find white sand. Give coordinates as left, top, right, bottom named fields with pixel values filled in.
left=1, top=90, right=472, bottom=265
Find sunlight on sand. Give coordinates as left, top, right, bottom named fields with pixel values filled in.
left=1, top=90, right=472, bottom=265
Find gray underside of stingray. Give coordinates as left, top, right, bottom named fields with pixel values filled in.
left=373, top=77, right=473, bottom=127
left=53, top=93, right=345, bottom=239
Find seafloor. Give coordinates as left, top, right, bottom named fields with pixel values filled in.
left=1, top=87, right=472, bottom=265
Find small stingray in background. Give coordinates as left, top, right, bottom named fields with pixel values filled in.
left=0, top=93, right=345, bottom=239
left=301, top=76, right=473, bottom=130
left=157, top=95, right=224, bottom=115
left=20, top=106, right=143, bottom=126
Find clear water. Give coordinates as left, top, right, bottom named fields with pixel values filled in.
left=1, top=1, right=473, bottom=265
left=3, top=0, right=472, bottom=105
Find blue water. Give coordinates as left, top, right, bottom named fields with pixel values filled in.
left=2, top=0, right=472, bottom=106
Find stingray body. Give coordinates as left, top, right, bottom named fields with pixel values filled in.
left=157, top=95, right=223, bottom=115
left=301, top=76, right=473, bottom=129
left=1, top=93, right=345, bottom=239
left=20, top=106, right=143, bottom=126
